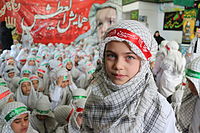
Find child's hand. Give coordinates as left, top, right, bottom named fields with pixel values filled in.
left=5, top=16, right=16, bottom=29
left=56, top=76, right=63, bottom=87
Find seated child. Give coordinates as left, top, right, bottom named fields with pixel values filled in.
left=1, top=101, right=38, bottom=133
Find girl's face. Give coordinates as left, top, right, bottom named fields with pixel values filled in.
left=8, top=62, right=15, bottom=66
left=37, top=72, right=44, bottom=79
left=8, top=72, right=15, bottom=78
left=32, top=80, right=39, bottom=90
left=105, top=41, right=141, bottom=85
left=7, top=95, right=15, bottom=103
left=20, top=61, right=26, bottom=66
left=76, top=113, right=83, bottom=127
left=22, top=73, right=30, bottom=78
left=57, top=57, right=63, bottom=62
left=28, top=60, right=35, bottom=66
left=96, top=7, right=117, bottom=41
left=61, top=80, right=69, bottom=88
left=36, top=115, right=48, bottom=120
left=187, top=78, right=198, bottom=95
left=11, top=113, right=29, bottom=133
left=66, top=62, right=73, bottom=70
left=21, top=82, right=31, bottom=96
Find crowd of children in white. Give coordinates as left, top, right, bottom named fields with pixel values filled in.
left=0, top=20, right=200, bottom=133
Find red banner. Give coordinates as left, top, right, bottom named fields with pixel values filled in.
left=0, top=0, right=106, bottom=44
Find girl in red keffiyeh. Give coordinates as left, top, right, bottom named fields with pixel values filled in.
left=81, top=20, right=178, bottom=133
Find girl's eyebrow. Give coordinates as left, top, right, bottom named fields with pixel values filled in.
left=14, top=118, right=22, bottom=121
left=105, top=50, right=114, bottom=53
left=105, top=50, right=135, bottom=55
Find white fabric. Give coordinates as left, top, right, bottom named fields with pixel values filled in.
left=50, top=83, right=73, bottom=110
left=0, top=102, right=35, bottom=133
left=30, top=114, right=57, bottom=133
left=81, top=20, right=177, bottom=133
left=159, top=41, right=186, bottom=98
left=0, top=86, right=13, bottom=111
left=16, top=78, right=42, bottom=109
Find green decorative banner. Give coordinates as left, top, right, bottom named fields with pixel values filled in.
left=163, top=11, right=183, bottom=31
left=174, top=0, right=194, bottom=7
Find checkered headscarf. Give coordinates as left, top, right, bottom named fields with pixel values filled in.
left=1, top=102, right=30, bottom=133
left=82, top=20, right=170, bottom=132
left=186, top=57, right=200, bottom=96
left=0, top=86, right=13, bottom=110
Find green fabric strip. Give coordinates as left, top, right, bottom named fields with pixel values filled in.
left=29, top=58, right=36, bottom=60
left=5, top=106, right=27, bottom=122
left=36, top=109, right=50, bottom=115
left=18, top=78, right=30, bottom=85
left=73, top=96, right=87, bottom=100
left=23, top=70, right=31, bottom=74
left=64, top=59, right=72, bottom=64
left=0, top=82, right=7, bottom=86
left=186, top=69, right=200, bottom=79
left=88, top=69, right=95, bottom=74
left=63, top=76, right=68, bottom=81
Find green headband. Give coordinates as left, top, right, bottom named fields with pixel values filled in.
left=29, top=58, right=36, bottom=60
left=63, top=76, right=68, bottom=81
left=42, top=63, right=50, bottom=66
left=36, top=109, right=50, bottom=115
left=64, top=59, right=72, bottom=64
left=73, top=96, right=87, bottom=100
left=88, top=69, right=95, bottom=75
left=186, top=69, right=200, bottom=79
left=36, top=56, right=41, bottom=58
left=18, top=78, right=30, bottom=85
left=23, top=70, right=31, bottom=74
left=5, top=106, right=28, bottom=122
left=0, top=82, right=7, bottom=86
left=55, top=55, right=61, bottom=59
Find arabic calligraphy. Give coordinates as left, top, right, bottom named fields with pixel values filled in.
left=163, top=11, right=183, bottom=31
left=0, top=0, right=20, bottom=17
left=21, top=0, right=88, bottom=33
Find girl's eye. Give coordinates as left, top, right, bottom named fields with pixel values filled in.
left=97, top=22, right=103, bottom=27
left=14, top=120, right=21, bottom=124
left=106, top=54, right=116, bottom=60
left=24, top=116, right=29, bottom=121
left=126, top=56, right=135, bottom=60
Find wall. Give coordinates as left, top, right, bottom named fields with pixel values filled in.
left=122, top=1, right=183, bottom=43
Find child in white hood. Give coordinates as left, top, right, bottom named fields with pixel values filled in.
left=152, top=40, right=169, bottom=87
left=16, top=77, right=43, bottom=111
left=37, top=66, right=50, bottom=95
left=20, top=67, right=32, bottom=78
left=3, top=65, right=20, bottom=93
left=81, top=20, right=178, bottom=132
left=1, top=101, right=38, bottom=133
left=30, top=95, right=57, bottom=133
left=159, top=41, right=186, bottom=101
left=54, top=105, right=74, bottom=133
left=177, top=57, right=200, bottom=133
left=49, top=68, right=73, bottom=110
left=48, top=59, right=62, bottom=84
left=0, top=86, right=14, bottom=111
left=22, top=55, right=38, bottom=74
left=30, top=75, right=44, bottom=93
left=63, top=58, right=79, bottom=90
left=76, top=62, right=96, bottom=89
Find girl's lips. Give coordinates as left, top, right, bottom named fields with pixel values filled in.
left=21, top=127, right=28, bottom=132
left=112, top=73, right=126, bottom=79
